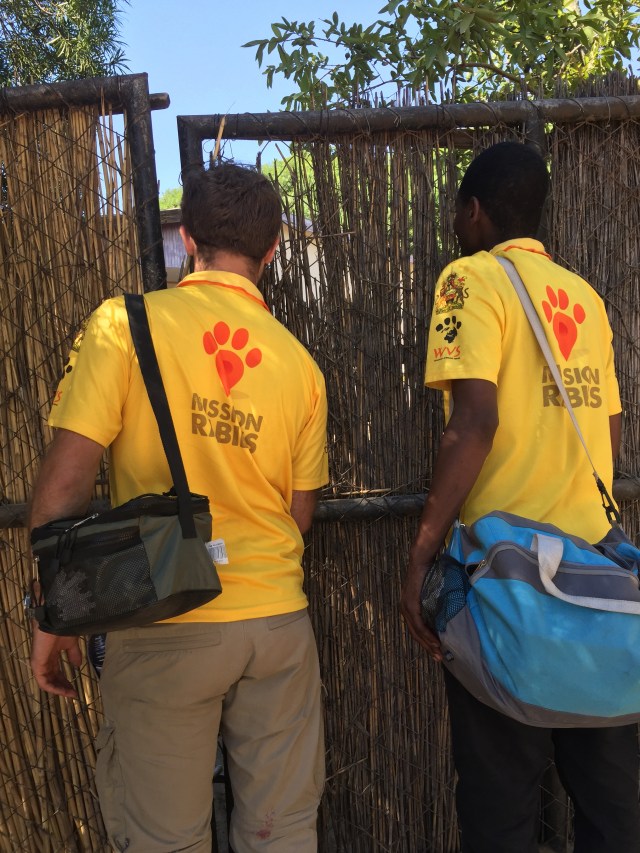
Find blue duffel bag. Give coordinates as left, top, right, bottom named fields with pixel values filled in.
left=421, top=511, right=640, bottom=727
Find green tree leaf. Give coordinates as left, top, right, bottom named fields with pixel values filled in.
left=159, top=187, right=183, bottom=210
left=244, top=0, right=640, bottom=108
left=0, top=0, right=128, bottom=86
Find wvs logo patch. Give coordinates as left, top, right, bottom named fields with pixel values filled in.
left=433, top=315, right=462, bottom=360
left=435, top=315, right=462, bottom=343
left=433, top=344, right=461, bottom=361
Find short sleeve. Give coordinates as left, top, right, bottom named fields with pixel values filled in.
left=48, top=297, right=132, bottom=446
left=425, top=260, right=505, bottom=391
left=291, top=365, right=329, bottom=490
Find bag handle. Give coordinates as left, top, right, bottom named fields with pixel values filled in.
left=124, top=293, right=198, bottom=539
left=533, top=533, right=640, bottom=613
left=496, top=255, right=621, bottom=527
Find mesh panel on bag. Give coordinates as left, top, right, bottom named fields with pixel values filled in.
left=48, top=569, right=99, bottom=622
left=435, top=559, right=470, bottom=632
left=93, top=542, right=157, bottom=615
left=420, top=554, right=470, bottom=633
left=49, top=539, right=156, bottom=626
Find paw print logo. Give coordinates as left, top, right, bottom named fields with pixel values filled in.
left=203, top=322, right=262, bottom=395
left=436, top=315, right=462, bottom=343
left=542, top=287, right=586, bottom=361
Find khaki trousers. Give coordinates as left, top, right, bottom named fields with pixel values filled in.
left=95, top=610, right=324, bottom=852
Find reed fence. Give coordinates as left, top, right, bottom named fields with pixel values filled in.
left=1, top=71, right=639, bottom=852
left=233, top=75, right=640, bottom=852
left=0, top=75, right=165, bottom=851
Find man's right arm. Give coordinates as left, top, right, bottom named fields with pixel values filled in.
left=29, top=428, right=105, bottom=698
left=29, top=429, right=105, bottom=528
left=401, top=379, right=498, bottom=659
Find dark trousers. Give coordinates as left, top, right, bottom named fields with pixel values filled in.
left=443, top=669, right=640, bottom=853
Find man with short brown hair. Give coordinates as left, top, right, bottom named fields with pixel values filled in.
left=30, top=162, right=329, bottom=852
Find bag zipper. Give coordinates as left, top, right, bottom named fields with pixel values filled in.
left=471, top=541, right=637, bottom=585
left=58, top=525, right=140, bottom=565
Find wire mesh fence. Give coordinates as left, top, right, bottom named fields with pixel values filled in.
left=550, top=119, right=640, bottom=534
left=0, top=76, right=163, bottom=851
left=252, top=86, right=640, bottom=851
left=1, top=72, right=639, bottom=852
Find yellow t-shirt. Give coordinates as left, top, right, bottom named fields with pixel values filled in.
left=49, top=271, right=329, bottom=621
left=425, top=239, right=621, bottom=543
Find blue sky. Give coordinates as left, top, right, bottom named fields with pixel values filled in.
left=119, top=0, right=378, bottom=193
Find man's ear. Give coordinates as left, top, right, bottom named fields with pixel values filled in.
left=179, top=225, right=196, bottom=256
left=263, top=235, right=280, bottom=266
left=467, top=196, right=482, bottom=222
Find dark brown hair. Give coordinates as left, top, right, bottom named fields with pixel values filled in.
left=180, top=162, right=282, bottom=265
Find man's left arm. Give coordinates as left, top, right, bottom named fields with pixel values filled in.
left=290, top=367, right=329, bottom=536
left=401, top=379, right=498, bottom=659
left=29, top=429, right=105, bottom=698
left=610, top=412, right=621, bottom=463
left=291, top=489, right=321, bottom=535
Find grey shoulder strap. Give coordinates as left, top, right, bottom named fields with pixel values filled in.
left=495, top=255, right=620, bottom=526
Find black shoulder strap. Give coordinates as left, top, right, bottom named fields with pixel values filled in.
left=124, top=293, right=197, bottom=538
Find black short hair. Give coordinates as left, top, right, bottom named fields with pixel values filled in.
left=458, top=142, right=549, bottom=238
left=180, top=162, right=282, bottom=264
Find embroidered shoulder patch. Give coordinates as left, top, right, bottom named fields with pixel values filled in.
left=71, top=316, right=91, bottom=352
left=435, top=271, right=469, bottom=314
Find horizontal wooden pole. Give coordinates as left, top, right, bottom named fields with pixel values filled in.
left=314, top=494, right=425, bottom=521
left=178, top=95, right=640, bottom=143
left=3, top=478, right=640, bottom=529
left=315, top=477, right=640, bottom=521
left=611, top=477, right=640, bottom=502
left=1, top=499, right=111, bottom=530
left=0, top=73, right=170, bottom=114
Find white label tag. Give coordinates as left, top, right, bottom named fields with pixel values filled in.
left=206, top=538, right=228, bottom=564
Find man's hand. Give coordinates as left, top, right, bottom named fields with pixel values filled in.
left=30, top=625, right=82, bottom=698
left=401, top=562, right=443, bottom=661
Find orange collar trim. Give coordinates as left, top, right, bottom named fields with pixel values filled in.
left=178, top=278, right=269, bottom=312
left=499, top=244, right=552, bottom=260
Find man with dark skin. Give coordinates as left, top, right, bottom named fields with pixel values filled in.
left=401, top=142, right=636, bottom=853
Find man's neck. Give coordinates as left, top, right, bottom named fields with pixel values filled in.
left=487, top=234, right=539, bottom=253
left=193, top=251, right=263, bottom=285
